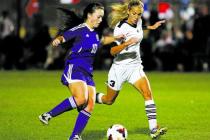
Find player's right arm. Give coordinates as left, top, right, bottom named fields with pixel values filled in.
left=52, top=36, right=65, bottom=47
left=110, top=37, right=139, bottom=56
left=52, top=26, right=80, bottom=47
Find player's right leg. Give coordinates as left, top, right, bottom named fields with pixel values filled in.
left=39, top=81, right=87, bottom=125
left=39, top=64, right=88, bottom=125
left=96, top=86, right=119, bottom=105
left=96, top=64, right=123, bottom=105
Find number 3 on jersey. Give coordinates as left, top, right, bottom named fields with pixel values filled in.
left=109, top=80, right=115, bottom=87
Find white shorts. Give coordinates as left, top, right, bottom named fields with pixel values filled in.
left=107, top=63, right=146, bottom=91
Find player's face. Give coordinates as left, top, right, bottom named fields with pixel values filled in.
left=127, top=6, right=143, bottom=25
left=88, top=9, right=104, bottom=28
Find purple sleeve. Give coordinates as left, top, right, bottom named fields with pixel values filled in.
left=63, top=28, right=79, bottom=41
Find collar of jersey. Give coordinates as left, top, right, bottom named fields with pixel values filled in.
left=84, top=23, right=94, bottom=32
left=123, top=19, right=137, bottom=28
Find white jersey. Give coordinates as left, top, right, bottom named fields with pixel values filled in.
left=113, top=19, right=143, bottom=65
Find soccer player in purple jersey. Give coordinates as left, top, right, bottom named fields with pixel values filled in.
left=38, top=3, right=106, bottom=140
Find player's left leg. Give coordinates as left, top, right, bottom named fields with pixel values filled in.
left=133, top=75, right=167, bottom=138
left=150, top=126, right=167, bottom=139
left=69, top=85, right=96, bottom=140
left=39, top=82, right=87, bottom=125
left=133, top=75, right=157, bottom=129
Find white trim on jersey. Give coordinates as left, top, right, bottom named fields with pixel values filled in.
left=70, top=23, right=86, bottom=31
left=63, top=64, right=85, bottom=84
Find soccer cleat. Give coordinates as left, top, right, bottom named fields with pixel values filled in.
left=69, top=135, right=82, bottom=140
left=159, top=127, right=167, bottom=135
left=150, top=127, right=167, bottom=139
left=39, top=113, right=52, bottom=125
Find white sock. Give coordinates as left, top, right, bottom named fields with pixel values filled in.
left=96, top=93, right=104, bottom=104
left=145, top=100, right=157, bottom=130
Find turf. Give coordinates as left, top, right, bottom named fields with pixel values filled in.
left=0, top=70, right=210, bottom=140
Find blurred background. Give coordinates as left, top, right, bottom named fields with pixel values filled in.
left=0, top=0, right=210, bottom=72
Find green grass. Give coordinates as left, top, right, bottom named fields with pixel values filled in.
left=0, top=70, right=210, bottom=140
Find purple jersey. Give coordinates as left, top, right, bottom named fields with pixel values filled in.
left=63, top=23, right=100, bottom=75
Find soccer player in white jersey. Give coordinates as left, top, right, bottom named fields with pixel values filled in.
left=96, top=0, right=167, bottom=139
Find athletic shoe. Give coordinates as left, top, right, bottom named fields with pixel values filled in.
left=150, top=126, right=167, bottom=139
left=39, top=113, right=52, bottom=125
left=69, top=135, right=82, bottom=140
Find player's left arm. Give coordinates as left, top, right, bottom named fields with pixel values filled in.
left=143, top=20, right=166, bottom=30
left=101, top=34, right=125, bottom=45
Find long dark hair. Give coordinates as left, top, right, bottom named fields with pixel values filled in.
left=57, top=7, right=82, bottom=34
left=57, top=2, right=104, bottom=34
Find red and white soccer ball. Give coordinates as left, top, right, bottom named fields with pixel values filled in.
left=107, top=124, right=128, bottom=140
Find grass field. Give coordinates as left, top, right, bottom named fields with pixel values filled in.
left=0, top=70, right=210, bottom=140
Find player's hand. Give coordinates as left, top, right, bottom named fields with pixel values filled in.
left=52, top=38, right=61, bottom=47
left=150, top=20, right=166, bottom=30
left=51, top=36, right=64, bottom=47
left=127, top=37, right=139, bottom=45
left=114, top=34, right=125, bottom=40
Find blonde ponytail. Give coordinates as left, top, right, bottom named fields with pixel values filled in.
left=108, top=0, right=144, bottom=28
left=108, top=3, right=128, bottom=28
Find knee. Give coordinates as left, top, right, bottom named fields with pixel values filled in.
left=75, top=97, right=87, bottom=107
left=85, top=105, right=94, bottom=113
left=85, top=101, right=95, bottom=113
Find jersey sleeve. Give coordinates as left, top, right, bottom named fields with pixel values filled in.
left=63, top=27, right=79, bottom=41
left=113, top=25, right=124, bottom=45
left=137, top=19, right=143, bottom=30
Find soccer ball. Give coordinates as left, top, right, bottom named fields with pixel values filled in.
left=107, top=124, right=128, bottom=140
